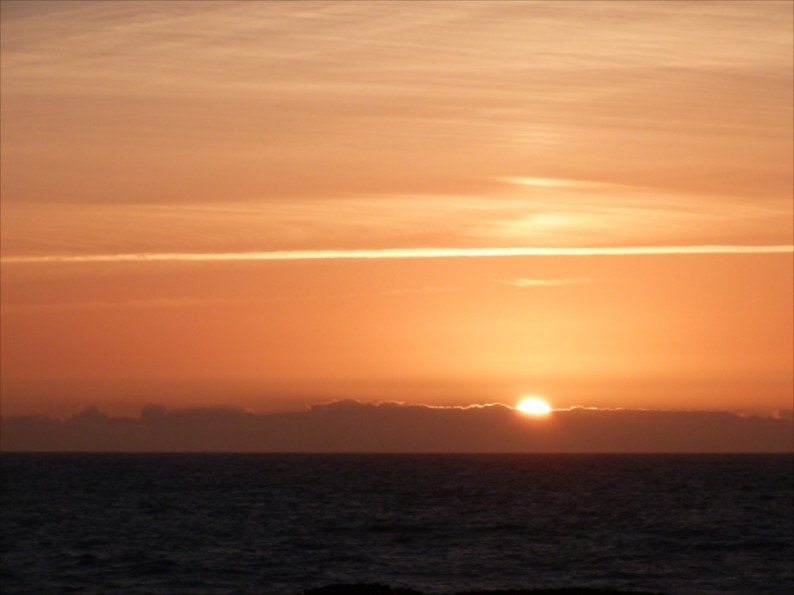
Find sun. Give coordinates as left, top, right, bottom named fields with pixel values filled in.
left=516, top=396, right=552, bottom=416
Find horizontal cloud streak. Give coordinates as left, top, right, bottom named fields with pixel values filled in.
left=498, top=277, right=598, bottom=288
left=2, top=245, right=792, bottom=265
left=4, top=185, right=790, bottom=259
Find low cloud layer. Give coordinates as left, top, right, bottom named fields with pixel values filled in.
left=2, top=400, right=791, bottom=453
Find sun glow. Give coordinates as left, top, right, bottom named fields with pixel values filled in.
left=516, top=397, right=552, bottom=416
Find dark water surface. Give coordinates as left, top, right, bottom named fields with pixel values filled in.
left=1, top=453, right=792, bottom=594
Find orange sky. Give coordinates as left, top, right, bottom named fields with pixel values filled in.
left=1, top=0, right=792, bottom=418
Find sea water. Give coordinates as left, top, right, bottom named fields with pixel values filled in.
left=1, top=453, right=792, bottom=594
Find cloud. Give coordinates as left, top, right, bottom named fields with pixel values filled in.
left=500, top=177, right=616, bottom=189
left=497, top=277, right=598, bottom=288
left=2, top=400, right=791, bottom=453
left=2, top=244, right=791, bottom=266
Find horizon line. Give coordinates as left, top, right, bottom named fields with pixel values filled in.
left=2, top=244, right=793, bottom=265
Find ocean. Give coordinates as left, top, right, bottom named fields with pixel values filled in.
left=1, top=453, right=792, bottom=594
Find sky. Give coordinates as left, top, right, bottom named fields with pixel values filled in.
left=1, top=0, right=792, bottom=422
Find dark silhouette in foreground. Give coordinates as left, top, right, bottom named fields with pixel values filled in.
left=300, top=585, right=669, bottom=595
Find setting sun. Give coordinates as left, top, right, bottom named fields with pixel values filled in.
left=516, top=397, right=553, bottom=416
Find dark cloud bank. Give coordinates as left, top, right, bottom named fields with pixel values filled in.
left=2, top=400, right=791, bottom=452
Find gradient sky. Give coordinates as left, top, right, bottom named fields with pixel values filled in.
left=1, top=0, right=792, bottom=418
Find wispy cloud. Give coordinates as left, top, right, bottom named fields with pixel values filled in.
left=500, top=177, right=614, bottom=189
left=2, top=245, right=791, bottom=266
left=3, top=182, right=791, bottom=259
left=497, top=277, right=598, bottom=288
left=2, top=2, right=791, bottom=265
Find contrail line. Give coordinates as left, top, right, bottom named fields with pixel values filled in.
left=1, top=245, right=792, bottom=265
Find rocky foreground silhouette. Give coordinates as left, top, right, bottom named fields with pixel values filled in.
left=301, top=585, right=669, bottom=595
